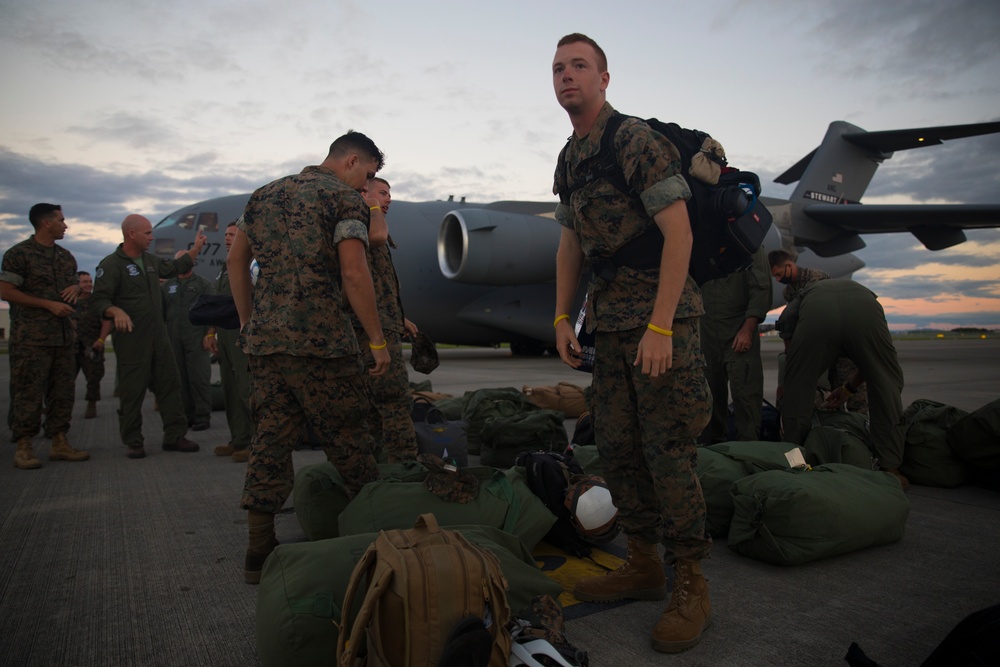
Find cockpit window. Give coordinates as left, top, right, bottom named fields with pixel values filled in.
left=197, top=212, right=218, bottom=233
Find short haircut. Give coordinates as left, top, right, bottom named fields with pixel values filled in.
left=227, top=220, right=239, bottom=229
left=77, top=271, right=91, bottom=278
left=29, top=203, right=62, bottom=228
left=767, top=249, right=794, bottom=268
left=327, top=130, right=385, bottom=171
left=557, top=33, right=608, bottom=73
left=370, top=177, right=390, bottom=189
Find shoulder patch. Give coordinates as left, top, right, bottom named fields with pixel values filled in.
left=95, top=268, right=104, bottom=279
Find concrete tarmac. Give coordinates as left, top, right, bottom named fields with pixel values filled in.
left=0, top=337, right=998, bottom=666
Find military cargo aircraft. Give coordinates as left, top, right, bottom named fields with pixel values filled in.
left=151, top=120, right=1000, bottom=353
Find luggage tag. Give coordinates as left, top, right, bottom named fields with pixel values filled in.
left=784, top=447, right=811, bottom=470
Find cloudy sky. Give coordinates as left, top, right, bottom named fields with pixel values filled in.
left=1, top=0, right=998, bottom=329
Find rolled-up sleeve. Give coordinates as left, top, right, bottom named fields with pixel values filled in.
left=554, top=202, right=576, bottom=230
left=0, top=270, right=24, bottom=287
left=334, top=219, right=369, bottom=247
left=640, top=174, right=692, bottom=218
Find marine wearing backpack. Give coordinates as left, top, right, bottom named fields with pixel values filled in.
left=555, top=113, right=773, bottom=286
left=337, top=513, right=512, bottom=667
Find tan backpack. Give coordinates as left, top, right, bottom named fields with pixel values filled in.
left=522, top=382, right=587, bottom=418
left=337, top=513, right=512, bottom=667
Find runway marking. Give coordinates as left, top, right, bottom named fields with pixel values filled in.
left=532, top=541, right=635, bottom=619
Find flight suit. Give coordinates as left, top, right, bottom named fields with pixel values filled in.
left=699, top=246, right=772, bottom=442
left=73, top=293, right=106, bottom=404
left=213, top=263, right=252, bottom=451
left=91, top=246, right=194, bottom=448
left=162, top=273, right=213, bottom=428
left=1, top=238, right=78, bottom=441
left=782, top=265, right=869, bottom=413
left=239, top=165, right=380, bottom=514
left=352, top=239, right=416, bottom=463
left=553, top=102, right=711, bottom=561
left=777, top=279, right=905, bottom=467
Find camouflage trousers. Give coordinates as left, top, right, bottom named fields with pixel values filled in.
left=591, top=320, right=713, bottom=562
left=10, top=343, right=75, bottom=440
left=75, top=346, right=105, bottom=402
left=241, top=353, right=380, bottom=513
left=355, top=328, right=417, bottom=463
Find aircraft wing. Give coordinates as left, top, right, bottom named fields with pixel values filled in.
left=802, top=203, right=1000, bottom=250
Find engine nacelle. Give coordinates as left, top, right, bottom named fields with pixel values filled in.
left=437, top=208, right=562, bottom=285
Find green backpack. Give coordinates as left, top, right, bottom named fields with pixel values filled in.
left=802, top=410, right=878, bottom=470
left=462, top=388, right=540, bottom=454
left=480, top=409, right=568, bottom=468
left=728, top=464, right=911, bottom=566
left=901, top=399, right=971, bottom=488
left=947, top=398, right=1000, bottom=472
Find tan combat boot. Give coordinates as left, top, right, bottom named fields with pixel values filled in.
left=231, top=448, right=250, bottom=463
left=13, top=438, right=42, bottom=470
left=651, top=559, right=712, bottom=653
left=573, top=538, right=666, bottom=602
left=84, top=401, right=97, bottom=419
left=49, top=433, right=90, bottom=462
left=245, top=510, right=279, bottom=585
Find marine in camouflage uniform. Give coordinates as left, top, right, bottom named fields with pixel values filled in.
left=1, top=203, right=89, bottom=468
left=162, top=261, right=214, bottom=430
left=91, top=215, right=206, bottom=458
left=699, top=246, right=772, bottom=442
left=228, top=131, right=388, bottom=584
left=206, top=222, right=252, bottom=462
left=551, top=34, right=711, bottom=653
left=73, top=272, right=107, bottom=418
left=353, top=178, right=417, bottom=463
left=771, top=253, right=869, bottom=413
left=776, top=279, right=906, bottom=486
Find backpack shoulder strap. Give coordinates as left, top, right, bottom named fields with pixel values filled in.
left=337, top=541, right=392, bottom=667
left=558, top=112, right=632, bottom=202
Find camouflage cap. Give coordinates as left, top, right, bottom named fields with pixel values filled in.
left=418, top=453, right=478, bottom=503
left=409, top=331, right=440, bottom=374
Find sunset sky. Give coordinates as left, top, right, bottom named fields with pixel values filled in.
left=1, top=0, right=998, bottom=330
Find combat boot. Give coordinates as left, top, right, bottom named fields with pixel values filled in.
left=213, top=443, right=235, bottom=457
left=49, top=433, right=90, bottom=462
left=651, top=559, right=712, bottom=653
left=84, top=401, right=97, bottom=419
left=573, top=538, right=666, bottom=602
left=231, top=448, right=250, bottom=463
left=245, top=510, right=279, bottom=585
left=13, top=438, right=42, bottom=470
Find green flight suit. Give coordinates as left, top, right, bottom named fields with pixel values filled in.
left=214, top=263, right=252, bottom=450
left=699, top=246, right=772, bottom=442
left=91, top=246, right=194, bottom=448
left=776, top=279, right=905, bottom=467
left=162, top=273, right=213, bottom=428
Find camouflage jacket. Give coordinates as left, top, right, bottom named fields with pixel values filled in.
left=553, top=102, right=703, bottom=332
left=782, top=266, right=830, bottom=303
left=0, top=237, right=78, bottom=346
left=239, top=165, right=371, bottom=358
left=352, top=242, right=405, bottom=335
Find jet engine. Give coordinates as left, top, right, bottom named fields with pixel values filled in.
left=437, top=208, right=562, bottom=286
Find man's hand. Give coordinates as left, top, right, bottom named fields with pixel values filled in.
left=403, top=318, right=419, bottom=338
left=369, top=346, right=390, bottom=376
left=46, top=300, right=75, bottom=317
left=823, top=386, right=851, bottom=410
left=107, top=306, right=134, bottom=333
left=203, top=333, right=218, bottom=354
left=555, top=319, right=583, bottom=369
left=60, top=284, right=82, bottom=304
left=91, top=339, right=105, bottom=353
left=634, top=328, right=673, bottom=377
left=192, top=229, right=208, bottom=253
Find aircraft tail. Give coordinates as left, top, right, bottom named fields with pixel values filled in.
left=776, top=120, right=1000, bottom=205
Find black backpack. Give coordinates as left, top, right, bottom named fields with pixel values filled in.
left=515, top=451, right=597, bottom=557
left=556, top=112, right=773, bottom=286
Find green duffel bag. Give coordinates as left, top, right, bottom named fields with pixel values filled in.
left=728, top=463, right=911, bottom=566
left=697, top=441, right=798, bottom=537
left=947, top=398, right=1000, bottom=471
left=293, top=461, right=429, bottom=541
left=337, top=466, right=557, bottom=551
left=901, top=399, right=972, bottom=488
left=570, top=444, right=605, bottom=477
left=256, top=525, right=562, bottom=667
left=462, top=387, right=540, bottom=455
left=480, top=409, right=568, bottom=468
left=432, top=394, right=466, bottom=421
left=802, top=410, right=878, bottom=470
